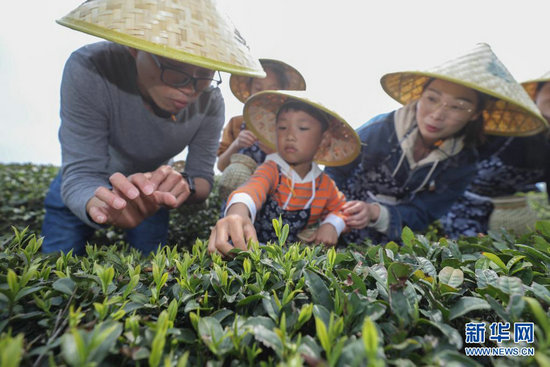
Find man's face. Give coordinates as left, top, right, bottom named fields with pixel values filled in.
left=131, top=49, right=217, bottom=114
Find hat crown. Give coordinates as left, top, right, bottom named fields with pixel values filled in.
left=57, top=0, right=265, bottom=77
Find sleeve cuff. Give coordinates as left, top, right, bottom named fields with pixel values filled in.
left=370, top=203, right=389, bottom=233
left=321, top=213, right=346, bottom=236
left=225, top=193, right=257, bottom=221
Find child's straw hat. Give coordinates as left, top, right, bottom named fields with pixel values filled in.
left=380, top=43, right=547, bottom=136
left=57, top=0, right=265, bottom=77
left=522, top=71, right=550, bottom=101
left=230, top=59, right=306, bottom=103
left=243, top=91, right=360, bottom=166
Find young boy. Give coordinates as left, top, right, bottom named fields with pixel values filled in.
left=208, top=91, right=360, bottom=256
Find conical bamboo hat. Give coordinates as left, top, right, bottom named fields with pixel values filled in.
left=381, top=43, right=547, bottom=136
left=57, top=0, right=265, bottom=77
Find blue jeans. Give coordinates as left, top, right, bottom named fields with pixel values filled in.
left=41, top=173, right=169, bottom=255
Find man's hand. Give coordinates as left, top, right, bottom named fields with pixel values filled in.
left=132, top=165, right=193, bottom=208
left=341, top=200, right=380, bottom=229
left=85, top=165, right=192, bottom=228
left=207, top=203, right=257, bottom=256
left=86, top=172, right=161, bottom=228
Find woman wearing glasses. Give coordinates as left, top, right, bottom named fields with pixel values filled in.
left=41, top=0, right=264, bottom=254
left=325, top=44, right=546, bottom=244
left=440, top=72, right=550, bottom=238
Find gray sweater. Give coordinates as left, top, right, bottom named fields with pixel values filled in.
left=58, top=42, right=225, bottom=227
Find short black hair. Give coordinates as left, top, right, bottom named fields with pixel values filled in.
left=275, top=100, right=330, bottom=132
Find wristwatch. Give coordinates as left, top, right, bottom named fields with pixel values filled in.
left=180, top=172, right=196, bottom=195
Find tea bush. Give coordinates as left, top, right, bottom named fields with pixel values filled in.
left=1, top=163, right=550, bottom=366
left=1, top=224, right=550, bottom=366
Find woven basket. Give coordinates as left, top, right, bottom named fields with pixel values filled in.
left=218, top=153, right=258, bottom=200
left=488, top=195, right=538, bottom=235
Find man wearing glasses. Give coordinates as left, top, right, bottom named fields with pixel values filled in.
left=41, top=0, right=264, bottom=254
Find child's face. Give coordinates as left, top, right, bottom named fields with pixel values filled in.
left=250, top=67, right=282, bottom=95
left=276, top=109, right=326, bottom=167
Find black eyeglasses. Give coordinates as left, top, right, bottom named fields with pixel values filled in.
left=150, top=54, right=222, bottom=91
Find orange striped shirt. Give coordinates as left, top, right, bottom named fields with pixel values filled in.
left=227, top=157, right=347, bottom=229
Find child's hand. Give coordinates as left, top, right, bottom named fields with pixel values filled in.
left=309, top=223, right=339, bottom=247
left=342, top=200, right=380, bottom=229
left=235, top=130, right=258, bottom=149
left=207, top=204, right=258, bottom=256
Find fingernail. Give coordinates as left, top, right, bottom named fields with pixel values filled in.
left=114, top=198, right=125, bottom=209
left=143, top=185, right=154, bottom=195
left=97, top=215, right=106, bottom=223
left=128, top=188, right=139, bottom=199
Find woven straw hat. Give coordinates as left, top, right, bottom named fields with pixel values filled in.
left=522, top=71, right=550, bottom=100
left=380, top=43, right=547, bottom=136
left=57, top=0, right=265, bottom=77
left=243, top=91, right=360, bottom=166
left=230, top=59, right=306, bottom=103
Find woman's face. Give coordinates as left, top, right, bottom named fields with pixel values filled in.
left=416, top=79, right=481, bottom=145
left=535, top=82, right=550, bottom=122
left=250, top=66, right=283, bottom=95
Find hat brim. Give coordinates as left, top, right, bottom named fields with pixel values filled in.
left=522, top=76, right=550, bottom=101
left=381, top=71, right=548, bottom=137
left=230, top=59, right=306, bottom=102
left=243, top=91, right=360, bottom=167
left=57, top=18, right=265, bottom=77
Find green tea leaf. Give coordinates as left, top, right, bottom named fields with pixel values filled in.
left=52, top=278, right=76, bottom=296
left=535, top=220, right=550, bottom=238
left=251, top=325, right=283, bottom=358
left=449, top=297, right=491, bottom=320
left=482, top=252, right=507, bottom=272
left=314, top=316, right=330, bottom=354
left=304, top=270, right=334, bottom=311
left=0, top=333, right=24, bottom=367
left=6, top=269, right=18, bottom=294
left=362, top=317, right=378, bottom=359
left=401, top=227, right=415, bottom=248
left=438, top=267, right=463, bottom=288
left=524, top=296, right=550, bottom=339
left=495, top=276, right=524, bottom=296
left=387, top=262, right=411, bottom=287
left=475, top=268, right=499, bottom=289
